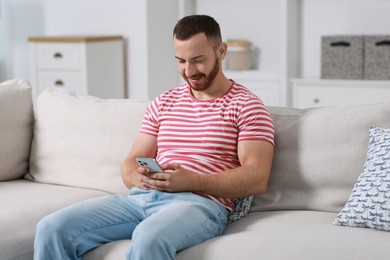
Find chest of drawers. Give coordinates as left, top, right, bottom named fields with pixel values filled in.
left=29, top=36, right=125, bottom=103
left=291, top=79, right=390, bottom=108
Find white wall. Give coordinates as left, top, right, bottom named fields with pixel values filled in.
left=196, top=0, right=282, bottom=71
left=0, top=0, right=11, bottom=81
left=146, top=0, right=180, bottom=99
left=43, top=0, right=149, bottom=99
left=2, top=0, right=390, bottom=99
left=0, top=0, right=44, bottom=81
left=1, top=0, right=178, bottom=100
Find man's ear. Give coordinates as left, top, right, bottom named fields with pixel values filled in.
left=219, top=42, right=228, bottom=59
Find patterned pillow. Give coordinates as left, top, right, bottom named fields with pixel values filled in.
left=227, top=195, right=254, bottom=224
left=333, top=127, right=390, bottom=231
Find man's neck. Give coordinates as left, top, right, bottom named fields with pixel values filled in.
left=191, top=77, right=232, bottom=101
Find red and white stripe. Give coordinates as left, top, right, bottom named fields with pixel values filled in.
left=140, top=81, right=274, bottom=211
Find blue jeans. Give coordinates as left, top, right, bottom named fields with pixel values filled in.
left=34, top=188, right=228, bottom=260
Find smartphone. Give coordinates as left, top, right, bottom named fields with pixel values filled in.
left=136, top=157, right=164, bottom=173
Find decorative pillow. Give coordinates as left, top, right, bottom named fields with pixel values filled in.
left=227, top=195, right=254, bottom=224
left=0, top=79, right=34, bottom=181
left=333, top=127, right=390, bottom=231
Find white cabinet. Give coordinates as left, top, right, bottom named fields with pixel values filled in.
left=291, top=79, right=390, bottom=108
left=29, top=36, right=125, bottom=103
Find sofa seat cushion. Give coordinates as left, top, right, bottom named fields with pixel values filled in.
left=0, top=180, right=109, bottom=260
left=0, top=79, right=34, bottom=181
left=84, top=210, right=390, bottom=260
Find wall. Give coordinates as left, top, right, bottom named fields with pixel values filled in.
left=0, top=0, right=11, bottom=81
left=0, top=0, right=178, bottom=100
left=196, top=0, right=282, bottom=72
left=0, top=0, right=44, bottom=82
left=2, top=0, right=390, bottom=99
left=146, top=0, right=179, bottom=99
left=42, top=0, right=150, bottom=99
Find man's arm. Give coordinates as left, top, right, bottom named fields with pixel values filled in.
left=141, top=140, right=274, bottom=199
left=121, top=133, right=159, bottom=189
left=197, top=140, right=274, bottom=198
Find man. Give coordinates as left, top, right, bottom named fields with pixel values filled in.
left=34, top=15, right=274, bottom=260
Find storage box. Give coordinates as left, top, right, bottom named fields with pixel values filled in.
left=226, top=40, right=253, bottom=70
left=364, top=35, right=390, bottom=80
left=321, top=36, right=364, bottom=80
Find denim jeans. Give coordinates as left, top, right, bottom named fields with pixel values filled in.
left=34, top=187, right=228, bottom=260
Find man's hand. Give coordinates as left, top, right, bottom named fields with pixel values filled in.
left=121, top=161, right=146, bottom=189
left=120, top=133, right=159, bottom=190
left=141, top=163, right=197, bottom=192
left=121, top=133, right=274, bottom=199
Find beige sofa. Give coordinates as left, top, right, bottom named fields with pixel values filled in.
left=1, top=79, right=390, bottom=260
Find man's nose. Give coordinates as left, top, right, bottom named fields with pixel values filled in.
left=184, top=63, right=196, bottom=77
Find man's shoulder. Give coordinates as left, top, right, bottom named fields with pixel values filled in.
left=229, top=81, right=263, bottom=104
left=160, top=84, right=188, bottom=98
left=151, top=84, right=189, bottom=108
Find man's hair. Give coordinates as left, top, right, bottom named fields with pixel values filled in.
left=173, top=15, right=222, bottom=49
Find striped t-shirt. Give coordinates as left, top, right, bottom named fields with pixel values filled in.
left=140, top=81, right=275, bottom=211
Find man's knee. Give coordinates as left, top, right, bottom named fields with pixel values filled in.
left=127, top=222, right=173, bottom=259
left=132, top=222, right=168, bottom=247
left=36, top=213, right=67, bottom=243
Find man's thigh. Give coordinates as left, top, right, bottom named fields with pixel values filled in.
left=39, top=195, right=144, bottom=255
left=132, top=197, right=228, bottom=252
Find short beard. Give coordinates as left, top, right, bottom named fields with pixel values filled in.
left=182, top=55, right=220, bottom=92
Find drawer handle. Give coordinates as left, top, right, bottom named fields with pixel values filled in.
left=313, top=98, right=320, bottom=104
left=376, top=40, right=390, bottom=46
left=53, top=52, right=63, bottom=59
left=55, top=80, right=64, bottom=86
left=330, top=41, right=350, bottom=47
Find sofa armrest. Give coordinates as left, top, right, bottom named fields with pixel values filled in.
left=0, top=79, right=34, bottom=181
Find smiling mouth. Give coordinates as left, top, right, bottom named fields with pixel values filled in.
left=188, top=74, right=203, bottom=84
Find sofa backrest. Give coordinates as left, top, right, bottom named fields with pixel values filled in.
left=26, top=87, right=149, bottom=194
left=26, top=87, right=390, bottom=213
left=0, top=79, right=34, bottom=181
left=251, top=102, right=390, bottom=213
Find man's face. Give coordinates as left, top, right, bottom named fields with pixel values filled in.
left=174, top=33, right=221, bottom=92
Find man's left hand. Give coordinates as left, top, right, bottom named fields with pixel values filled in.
left=141, top=163, right=196, bottom=192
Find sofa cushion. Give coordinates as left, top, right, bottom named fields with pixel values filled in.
left=0, top=179, right=109, bottom=260
left=26, top=88, right=150, bottom=194
left=84, top=211, right=390, bottom=260
left=0, top=79, right=34, bottom=181
left=251, top=102, right=390, bottom=213
left=333, top=126, right=390, bottom=231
